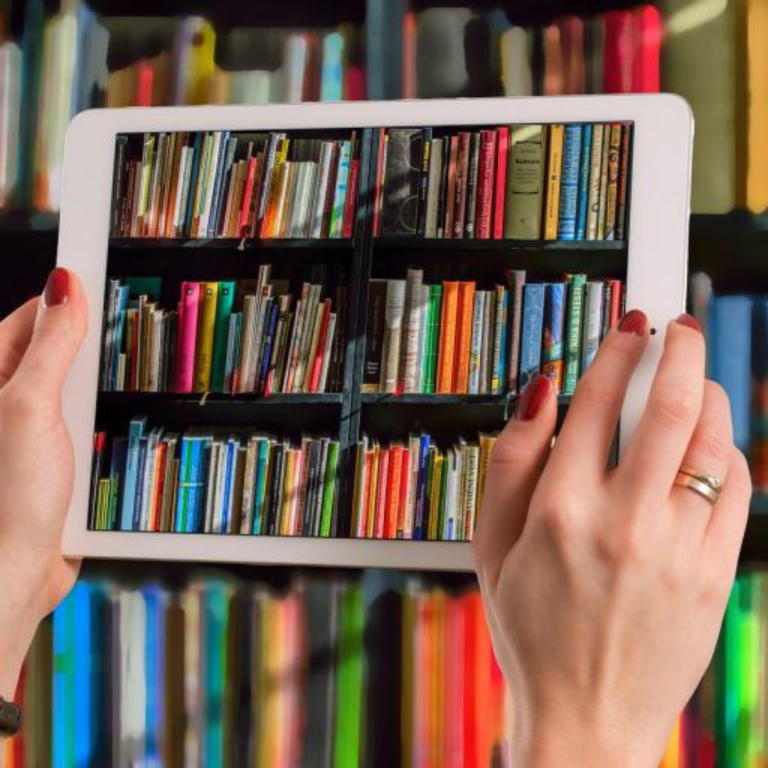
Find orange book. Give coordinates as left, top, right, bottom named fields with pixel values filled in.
left=373, top=448, right=390, bottom=539
left=134, top=59, right=154, bottom=106
left=462, top=593, right=480, bottom=768
left=386, top=445, right=404, bottom=539
left=396, top=449, right=411, bottom=538
left=149, top=441, right=168, bottom=531
left=444, top=136, right=459, bottom=239
left=454, top=282, right=476, bottom=394
left=432, top=592, right=447, bottom=765
left=366, top=444, right=380, bottom=538
left=437, top=282, right=460, bottom=393
left=475, top=605, right=494, bottom=767
left=360, top=447, right=374, bottom=538
left=444, top=596, right=465, bottom=765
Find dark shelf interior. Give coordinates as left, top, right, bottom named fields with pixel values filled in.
left=109, top=237, right=355, bottom=250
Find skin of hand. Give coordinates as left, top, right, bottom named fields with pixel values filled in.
left=474, top=310, right=752, bottom=768
left=0, top=268, right=87, bottom=700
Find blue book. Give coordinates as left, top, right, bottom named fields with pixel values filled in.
left=252, top=439, right=269, bottom=535
left=183, top=132, right=204, bottom=236
left=519, top=284, right=545, bottom=392
left=557, top=124, right=583, bottom=240
left=329, top=140, right=351, bottom=238
left=575, top=123, right=593, bottom=241
left=321, top=32, right=345, bottom=101
left=541, top=283, right=566, bottom=390
left=495, top=288, right=509, bottom=391
left=220, top=438, right=237, bottom=533
left=52, top=592, right=75, bottom=768
left=131, top=436, right=149, bottom=531
left=709, top=296, right=753, bottom=452
left=186, top=437, right=208, bottom=533
left=142, top=586, right=167, bottom=761
left=120, top=417, right=147, bottom=531
left=174, top=437, right=192, bottom=532
left=72, top=583, right=92, bottom=766
left=206, top=131, right=230, bottom=238
left=257, top=302, right=280, bottom=392
left=413, top=433, right=431, bottom=540
left=108, top=437, right=127, bottom=530
left=110, top=286, right=130, bottom=388
left=203, top=584, right=230, bottom=767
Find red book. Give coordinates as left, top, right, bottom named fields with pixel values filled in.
left=174, top=282, right=201, bottom=393
left=239, top=157, right=258, bottom=237
left=135, top=60, right=154, bottom=106
left=452, top=132, right=471, bottom=239
left=345, top=65, right=366, bottom=101
left=444, top=597, right=466, bottom=766
left=303, top=34, right=321, bottom=102
left=402, top=11, right=417, bottom=98
left=373, top=448, right=390, bottom=539
left=609, top=279, right=623, bottom=328
left=359, top=448, right=374, bottom=537
left=462, top=593, right=479, bottom=768
left=372, top=129, right=386, bottom=236
left=385, top=445, right=403, bottom=539
left=308, top=300, right=332, bottom=393
left=632, top=5, right=662, bottom=93
left=559, top=16, right=585, bottom=94
left=342, top=157, right=359, bottom=238
left=603, top=11, right=635, bottom=93
left=149, top=441, right=167, bottom=532
left=493, top=127, right=509, bottom=239
left=475, top=130, right=497, bottom=239
left=396, top=449, right=410, bottom=538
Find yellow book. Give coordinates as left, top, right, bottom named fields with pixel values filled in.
left=436, top=281, right=460, bottom=393
left=367, top=442, right=380, bottom=538
left=178, top=17, right=216, bottom=105
left=279, top=448, right=297, bottom=536
left=193, top=282, right=219, bottom=392
left=543, top=123, right=564, bottom=240
left=659, top=716, right=680, bottom=768
left=477, top=432, right=497, bottom=511
left=429, top=453, right=443, bottom=541
left=746, top=0, right=768, bottom=212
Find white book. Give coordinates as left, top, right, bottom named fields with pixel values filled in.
left=283, top=291, right=308, bottom=392
left=213, top=441, right=229, bottom=534
left=204, top=442, right=220, bottom=533
left=318, top=312, right=337, bottom=393
left=581, top=281, right=604, bottom=373
left=403, top=435, right=420, bottom=539
left=415, top=284, right=430, bottom=392
left=310, top=142, right=335, bottom=237
left=400, top=269, right=425, bottom=393
left=197, top=130, right=222, bottom=236
left=237, top=295, right=258, bottom=393
left=424, top=137, right=443, bottom=238
left=302, top=302, right=327, bottom=392
left=284, top=33, right=308, bottom=103
left=139, top=430, right=160, bottom=530
left=463, top=444, right=480, bottom=540
left=147, top=311, right=164, bottom=392
left=295, top=162, right=318, bottom=237
left=0, top=42, right=21, bottom=207
left=468, top=290, right=485, bottom=395
left=379, top=280, right=407, bottom=393
left=231, top=69, right=272, bottom=104
left=294, top=285, right=322, bottom=391
left=120, top=592, right=147, bottom=766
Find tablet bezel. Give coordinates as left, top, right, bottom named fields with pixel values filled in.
left=58, top=95, right=692, bottom=570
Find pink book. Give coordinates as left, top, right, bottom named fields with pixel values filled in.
left=632, top=5, right=662, bottom=93
left=493, top=127, right=509, bottom=240
left=603, top=10, right=635, bottom=93
left=174, top=282, right=201, bottom=393
left=134, top=60, right=154, bottom=107
left=373, top=449, right=390, bottom=539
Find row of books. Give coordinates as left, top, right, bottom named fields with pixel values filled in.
left=374, top=122, right=632, bottom=241
left=89, top=419, right=340, bottom=536
left=1, top=6, right=364, bottom=212
left=351, top=432, right=498, bottom=543
left=364, top=270, right=624, bottom=397
left=110, top=131, right=361, bottom=240
left=100, top=268, right=348, bottom=395
left=690, top=274, right=768, bottom=490
left=7, top=570, right=765, bottom=767
left=7, top=575, right=509, bottom=768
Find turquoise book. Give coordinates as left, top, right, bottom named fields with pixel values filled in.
left=557, top=124, right=583, bottom=240
left=575, top=123, right=593, bottom=240
left=519, top=284, right=545, bottom=392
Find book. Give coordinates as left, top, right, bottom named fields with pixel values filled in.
left=581, top=281, right=604, bottom=373
left=541, top=283, right=566, bottom=392
left=506, top=270, right=527, bottom=394
left=380, top=129, right=423, bottom=236
left=557, top=123, right=583, bottom=240
left=504, top=125, right=547, bottom=239
left=543, top=124, right=564, bottom=240
left=603, top=124, right=622, bottom=239
left=563, top=274, right=587, bottom=395
left=193, top=282, right=219, bottom=392
left=379, top=280, right=407, bottom=393
left=437, top=281, right=460, bottom=393
left=585, top=124, right=604, bottom=240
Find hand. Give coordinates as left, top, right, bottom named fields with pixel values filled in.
left=473, top=311, right=752, bottom=768
left=0, top=268, right=88, bottom=698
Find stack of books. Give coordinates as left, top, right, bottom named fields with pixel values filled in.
left=373, top=123, right=632, bottom=241
left=351, top=431, right=498, bottom=542
left=100, top=266, right=348, bottom=396
left=7, top=575, right=509, bottom=767
left=110, top=131, right=361, bottom=240
left=90, top=420, right=340, bottom=536
left=363, top=269, right=623, bottom=397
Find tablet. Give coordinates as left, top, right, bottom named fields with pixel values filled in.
left=58, top=96, right=692, bottom=570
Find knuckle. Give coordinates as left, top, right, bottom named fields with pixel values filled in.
left=574, top=375, right=619, bottom=411
left=489, top=432, right=530, bottom=469
left=0, top=385, right=42, bottom=424
left=537, top=495, right=574, bottom=544
left=704, top=380, right=730, bottom=413
left=699, top=575, right=731, bottom=607
left=650, top=386, right=700, bottom=429
left=696, top=430, right=734, bottom=465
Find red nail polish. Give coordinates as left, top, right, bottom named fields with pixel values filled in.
left=676, top=313, right=702, bottom=333
left=43, top=267, right=70, bottom=308
left=515, top=374, right=552, bottom=421
left=617, top=309, right=647, bottom=336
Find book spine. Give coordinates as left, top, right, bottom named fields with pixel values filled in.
left=319, top=441, right=338, bottom=537
left=413, top=434, right=430, bottom=540
left=174, top=282, right=201, bottom=393
left=557, top=124, right=582, bottom=240
left=444, top=135, right=459, bottom=239
left=403, top=437, right=420, bottom=539
left=544, top=124, right=565, bottom=240
left=563, top=274, right=587, bottom=394
left=436, top=281, right=459, bottom=393
left=372, top=129, right=387, bottom=237
left=417, top=129, right=433, bottom=237
left=519, top=284, right=545, bottom=392
left=341, top=157, right=359, bottom=239
left=192, top=283, right=219, bottom=392
left=604, top=123, right=622, bottom=240
left=329, top=141, right=351, bottom=238
left=452, top=132, right=471, bottom=239
left=575, top=123, right=593, bottom=241
left=374, top=449, right=390, bottom=539
left=454, top=282, right=475, bottom=394
left=541, top=283, right=566, bottom=393
left=464, top=132, right=481, bottom=239
left=491, top=286, right=508, bottom=395
left=400, top=269, right=424, bottom=393
left=586, top=124, right=604, bottom=240
left=385, top=446, right=402, bottom=540
left=424, top=137, right=443, bottom=238
left=479, top=290, right=494, bottom=394
left=436, top=138, right=450, bottom=239
left=597, top=123, right=611, bottom=239
left=581, top=281, right=604, bottom=373
left=493, top=126, right=509, bottom=240
left=379, top=279, right=406, bottom=393
left=505, top=125, right=546, bottom=239
left=476, top=130, right=496, bottom=239
left=468, top=290, right=485, bottom=395
left=616, top=124, right=631, bottom=240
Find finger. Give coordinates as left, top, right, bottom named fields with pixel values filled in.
left=0, top=299, right=39, bottom=388
left=548, top=309, right=649, bottom=481
left=671, top=381, right=734, bottom=534
left=618, top=315, right=706, bottom=501
left=11, top=269, right=89, bottom=408
left=473, top=374, right=557, bottom=587
left=703, top=449, right=751, bottom=580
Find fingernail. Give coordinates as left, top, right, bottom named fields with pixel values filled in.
left=617, top=309, right=647, bottom=336
left=43, top=267, right=70, bottom=308
left=515, top=374, right=552, bottom=421
left=676, top=313, right=702, bottom=333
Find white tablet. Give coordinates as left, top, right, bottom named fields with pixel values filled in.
left=58, top=96, right=692, bottom=571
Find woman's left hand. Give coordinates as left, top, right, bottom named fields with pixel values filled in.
left=0, top=268, right=88, bottom=698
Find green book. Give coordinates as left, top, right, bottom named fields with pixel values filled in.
left=210, top=281, right=236, bottom=392
left=563, top=273, right=587, bottom=395
left=175, top=438, right=193, bottom=533
left=334, top=584, right=364, bottom=768
left=252, top=438, right=269, bottom=535
left=320, top=441, right=340, bottom=537
left=424, top=285, right=442, bottom=394
left=203, top=583, right=230, bottom=767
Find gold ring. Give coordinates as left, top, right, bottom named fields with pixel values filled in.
left=673, top=472, right=721, bottom=506
left=678, top=465, right=723, bottom=493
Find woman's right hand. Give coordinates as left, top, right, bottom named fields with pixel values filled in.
left=474, top=311, right=751, bottom=767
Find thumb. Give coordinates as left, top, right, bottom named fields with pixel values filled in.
left=13, top=268, right=88, bottom=407
left=473, top=374, right=557, bottom=587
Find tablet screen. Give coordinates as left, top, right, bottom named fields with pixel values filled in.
left=88, top=122, right=631, bottom=542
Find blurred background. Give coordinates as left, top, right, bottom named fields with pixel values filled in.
left=1, top=0, right=767, bottom=765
